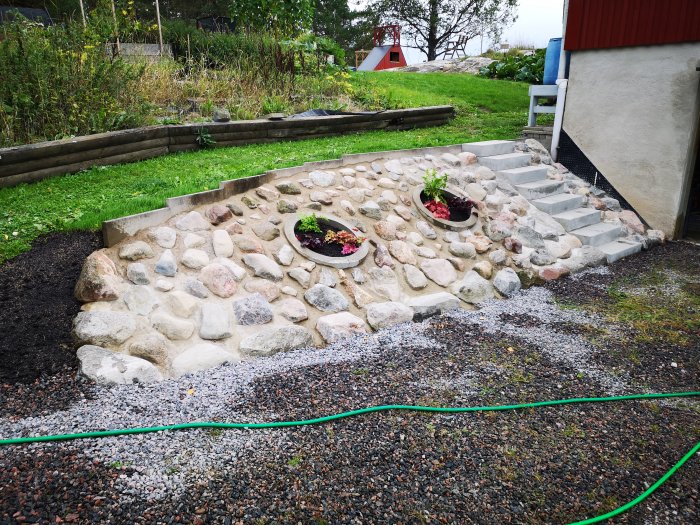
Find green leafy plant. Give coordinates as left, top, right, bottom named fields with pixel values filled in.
left=422, top=168, right=448, bottom=203
left=194, top=127, right=215, bottom=149
left=297, top=213, right=322, bottom=233
left=479, top=49, right=546, bottom=84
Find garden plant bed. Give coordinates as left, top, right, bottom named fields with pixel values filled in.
left=0, top=241, right=698, bottom=524
left=412, top=184, right=478, bottom=231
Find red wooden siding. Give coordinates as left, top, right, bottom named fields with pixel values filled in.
left=566, top=0, right=700, bottom=51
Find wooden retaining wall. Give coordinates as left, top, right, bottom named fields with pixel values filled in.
left=0, top=106, right=455, bottom=188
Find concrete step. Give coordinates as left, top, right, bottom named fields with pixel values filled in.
left=531, top=193, right=584, bottom=214
left=498, top=165, right=549, bottom=185
left=571, top=222, right=622, bottom=247
left=598, top=239, right=643, bottom=263
left=479, top=152, right=531, bottom=171
left=514, top=179, right=566, bottom=200
left=553, top=208, right=601, bottom=232
left=461, top=140, right=515, bottom=157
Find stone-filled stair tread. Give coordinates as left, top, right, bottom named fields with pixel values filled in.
left=498, top=165, right=549, bottom=185
left=515, top=179, right=565, bottom=191
left=598, top=239, right=643, bottom=263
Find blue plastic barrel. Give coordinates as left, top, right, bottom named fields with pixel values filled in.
left=543, top=37, right=561, bottom=85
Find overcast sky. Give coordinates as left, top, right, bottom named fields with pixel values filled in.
left=375, top=0, right=566, bottom=64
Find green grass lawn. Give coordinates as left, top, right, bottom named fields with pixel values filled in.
left=0, top=72, right=529, bottom=263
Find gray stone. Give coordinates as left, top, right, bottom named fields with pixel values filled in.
left=181, top=249, right=209, bottom=270
left=388, top=240, right=417, bottom=265
left=241, top=195, right=258, bottom=209
left=306, top=202, right=323, bottom=211
left=212, top=230, right=234, bottom=258
left=148, top=226, right=177, bottom=249
left=340, top=199, right=356, bottom=215
left=255, top=185, right=280, bottom=201
left=226, top=202, right=244, bottom=216
left=175, top=211, right=210, bottom=231
left=73, top=311, right=136, bottom=346
left=310, top=191, right=333, bottom=205
left=562, top=246, right=607, bottom=273
left=151, top=310, right=195, bottom=340
left=184, top=278, right=209, bottom=299
left=277, top=199, right=298, bottom=214
left=448, top=242, right=477, bottom=259
left=451, top=271, right=495, bottom=304
left=493, top=268, right=522, bottom=297
left=183, top=233, right=206, bottom=249
left=342, top=175, right=356, bottom=188
left=484, top=221, right=512, bottom=242
left=316, top=312, right=367, bottom=343
left=384, top=159, right=404, bottom=174
left=239, top=326, right=313, bottom=356
left=171, top=344, right=238, bottom=378
left=232, top=235, right=264, bottom=254
left=275, top=181, right=302, bottom=195
left=74, top=251, right=121, bottom=302
left=252, top=221, right=280, bottom=241
left=123, top=286, right=157, bottom=316
left=242, top=253, right=283, bottom=281
left=304, top=284, right=349, bottom=312
left=407, top=292, right=461, bottom=321
left=213, top=107, right=231, bottom=122
left=77, top=345, right=162, bottom=385
left=128, top=333, right=170, bottom=367
left=367, top=267, right=402, bottom=301
left=155, top=279, right=174, bottom=292
left=416, top=221, right=437, bottom=240
left=126, top=262, right=149, bottom=285
left=366, top=302, right=413, bottom=330
left=288, top=267, right=312, bottom=288
left=420, top=259, right=458, bottom=287
left=216, top=258, right=247, bottom=281
left=377, top=177, right=396, bottom=189
left=403, top=264, right=428, bottom=290
left=374, top=244, right=395, bottom=268
left=359, top=201, right=383, bottom=220
left=232, top=293, right=274, bottom=325
left=118, top=241, right=154, bottom=261
left=319, top=267, right=338, bottom=288
left=351, top=268, right=366, bottom=284
left=273, top=244, right=295, bottom=266
left=348, top=188, right=367, bottom=203
left=530, top=248, right=556, bottom=266
left=277, top=298, right=308, bottom=323
left=199, top=303, right=232, bottom=340
left=514, top=225, right=545, bottom=249
left=309, top=170, right=338, bottom=187
left=414, top=246, right=436, bottom=259
left=489, top=249, right=507, bottom=265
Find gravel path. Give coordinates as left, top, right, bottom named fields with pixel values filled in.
left=1, top=241, right=699, bottom=524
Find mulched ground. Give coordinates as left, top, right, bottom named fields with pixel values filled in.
left=0, top=235, right=698, bottom=524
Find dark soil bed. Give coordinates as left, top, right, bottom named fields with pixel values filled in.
left=294, top=219, right=358, bottom=258
left=0, top=231, right=103, bottom=385
left=420, top=191, right=473, bottom=222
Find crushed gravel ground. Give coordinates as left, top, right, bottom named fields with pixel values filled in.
left=0, top=238, right=699, bottom=524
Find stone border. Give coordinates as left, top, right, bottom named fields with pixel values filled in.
left=283, top=214, right=370, bottom=269
left=412, top=185, right=478, bottom=231
left=101, top=142, right=470, bottom=247
left=0, top=106, right=455, bottom=188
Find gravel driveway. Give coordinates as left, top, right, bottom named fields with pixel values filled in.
left=1, top=240, right=698, bottom=524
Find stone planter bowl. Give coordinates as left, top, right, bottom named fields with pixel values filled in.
left=284, top=213, right=370, bottom=269
left=412, top=185, right=478, bottom=231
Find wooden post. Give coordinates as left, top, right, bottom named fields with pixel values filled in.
left=110, top=0, right=120, bottom=54
left=154, top=0, right=164, bottom=56
left=78, top=0, right=87, bottom=27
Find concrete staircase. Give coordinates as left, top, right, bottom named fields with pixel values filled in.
left=462, top=140, right=642, bottom=263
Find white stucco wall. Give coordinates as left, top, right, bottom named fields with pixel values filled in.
left=563, top=43, right=700, bottom=236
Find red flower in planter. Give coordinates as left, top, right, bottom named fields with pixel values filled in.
left=425, top=199, right=450, bottom=220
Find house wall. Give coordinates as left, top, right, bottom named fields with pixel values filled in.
left=562, top=43, right=700, bottom=236
left=374, top=45, right=407, bottom=71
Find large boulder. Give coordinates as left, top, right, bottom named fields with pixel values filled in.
left=171, top=344, right=239, bottom=377
left=420, top=259, right=458, bottom=287
left=151, top=311, right=196, bottom=340
left=493, top=268, right=521, bottom=297
left=304, top=284, right=349, bottom=312
left=73, top=311, right=136, bottom=346
left=77, top=345, right=163, bottom=385
left=239, top=326, right=314, bottom=356
left=316, top=312, right=367, bottom=343
left=451, top=271, right=495, bottom=304
left=74, top=251, right=121, bottom=302
left=366, top=302, right=414, bottom=330
left=232, top=293, right=274, bottom=325
left=242, top=253, right=283, bottom=281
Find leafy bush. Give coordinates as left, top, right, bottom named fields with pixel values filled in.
left=0, top=19, right=148, bottom=146
left=297, top=213, right=322, bottom=233
left=479, top=49, right=545, bottom=84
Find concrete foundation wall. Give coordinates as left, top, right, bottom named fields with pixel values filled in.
left=563, top=43, right=700, bottom=236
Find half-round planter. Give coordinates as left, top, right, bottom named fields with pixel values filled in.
left=412, top=185, right=478, bottom=231
left=284, top=213, right=370, bottom=269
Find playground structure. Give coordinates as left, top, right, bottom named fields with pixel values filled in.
left=356, top=24, right=407, bottom=71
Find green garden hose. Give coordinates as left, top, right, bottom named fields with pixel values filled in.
left=1, top=391, right=699, bottom=525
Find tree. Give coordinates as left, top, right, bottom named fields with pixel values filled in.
left=230, top=0, right=314, bottom=36
left=312, top=0, right=380, bottom=57
left=370, top=0, right=518, bottom=61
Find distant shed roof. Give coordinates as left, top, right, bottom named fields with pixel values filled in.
left=0, top=6, right=53, bottom=25
left=357, top=45, right=391, bottom=71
